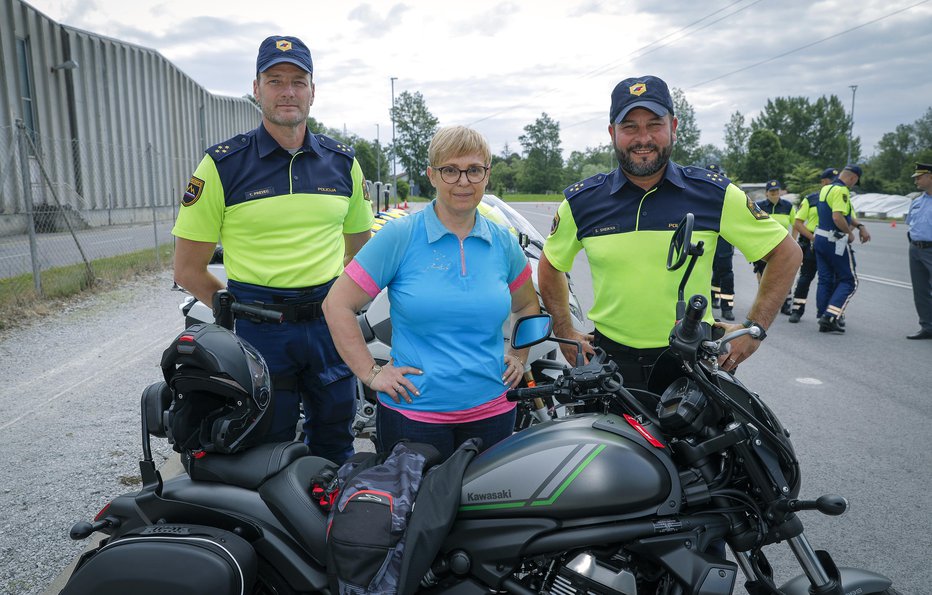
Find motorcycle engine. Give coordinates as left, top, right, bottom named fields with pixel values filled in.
left=548, top=552, right=637, bottom=595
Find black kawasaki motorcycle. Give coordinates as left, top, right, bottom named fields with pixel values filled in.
left=60, top=214, right=897, bottom=594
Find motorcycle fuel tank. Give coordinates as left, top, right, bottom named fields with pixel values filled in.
left=459, top=414, right=679, bottom=520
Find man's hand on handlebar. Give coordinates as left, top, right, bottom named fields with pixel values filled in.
left=555, top=328, right=596, bottom=367
left=713, top=321, right=763, bottom=372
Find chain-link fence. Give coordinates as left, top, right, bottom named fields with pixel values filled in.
left=0, top=122, right=192, bottom=315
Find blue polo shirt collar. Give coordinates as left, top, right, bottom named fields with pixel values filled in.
left=256, top=123, right=321, bottom=158
left=609, top=161, right=688, bottom=194
left=423, top=200, right=493, bottom=245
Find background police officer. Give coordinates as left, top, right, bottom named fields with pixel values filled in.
left=707, top=163, right=736, bottom=321
left=788, top=167, right=838, bottom=323
left=172, top=36, right=374, bottom=463
left=813, top=164, right=871, bottom=333
left=538, top=75, right=801, bottom=389
left=906, top=162, right=932, bottom=339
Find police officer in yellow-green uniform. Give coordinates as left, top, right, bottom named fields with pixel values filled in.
left=538, top=75, right=801, bottom=390
left=788, top=168, right=837, bottom=323
left=172, top=36, right=374, bottom=464
left=707, top=163, right=736, bottom=321
left=814, top=164, right=871, bottom=333
left=753, top=180, right=797, bottom=298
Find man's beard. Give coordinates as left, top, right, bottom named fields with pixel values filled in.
left=261, top=103, right=309, bottom=128
left=615, top=140, right=673, bottom=178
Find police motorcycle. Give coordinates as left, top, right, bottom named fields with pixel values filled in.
left=61, top=213, right=897, bottom=595
left=177, top=194, right=585, bottom=438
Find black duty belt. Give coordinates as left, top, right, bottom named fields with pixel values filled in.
left=911, top=240, right=932, bottom=248
left=593, top=330, right=667, bottom=360
left=254, top=301, right=324, bottom=322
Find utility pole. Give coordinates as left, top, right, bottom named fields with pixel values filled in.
left=375, top=123, right=381, bottom=183
left=846, top=85, right=858, bottom=165
left=391, top=76, right=398, bottom=201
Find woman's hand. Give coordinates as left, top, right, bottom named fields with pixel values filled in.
left=502, top=353, right=525, bottom=388
left=369, top=361, right=422, bottom=404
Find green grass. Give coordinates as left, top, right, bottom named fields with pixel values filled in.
left=0, top=243, right=174, bottom=331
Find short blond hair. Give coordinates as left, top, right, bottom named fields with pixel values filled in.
left=428, top=126, right=491, bottom=166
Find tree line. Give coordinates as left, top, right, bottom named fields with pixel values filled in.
left=299, top=90, right=932, bottom=199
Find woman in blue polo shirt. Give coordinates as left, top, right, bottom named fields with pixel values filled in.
left=322, top=126, right=539, bottom=459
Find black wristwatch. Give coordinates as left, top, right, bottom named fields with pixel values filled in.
left=743, top=319, right=767, bottom=341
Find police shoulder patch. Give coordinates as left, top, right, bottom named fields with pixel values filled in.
left=182, top=176, right=205, bottom=207
left=682, top=166, right=729, bottom=190
left=564, top=172, right=607, bottom=200
left=317, top=134, right=356, bottom=159
left=746, top=194, right=770, bottom=220
left=207, top=135, right=249, bottom=162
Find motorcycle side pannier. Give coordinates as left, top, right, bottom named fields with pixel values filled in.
left=61, top=524, right=256, bottom=595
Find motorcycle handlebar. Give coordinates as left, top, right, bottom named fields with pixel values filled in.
left=231, top=302, right=284, bottom=324
left=507, top=384, right=558, bottom=402
left=679, top=294, right=706, bottom=341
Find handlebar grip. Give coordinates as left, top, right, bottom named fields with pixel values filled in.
left=680, top=294, right=707, bottom=340
left=506, top=384, right=556, bottom=402
left=232, top=302, right=284, bottom=324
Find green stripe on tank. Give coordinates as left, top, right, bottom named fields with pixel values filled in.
left=458, top=444, right=606, bottom=512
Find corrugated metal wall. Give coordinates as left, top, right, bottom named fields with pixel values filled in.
left=0, top=0, right=259, bottom=232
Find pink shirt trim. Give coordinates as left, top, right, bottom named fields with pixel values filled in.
left=509, top=263, right=532, bottom=292
left=381, top=392, right=516, bottom=424
left=345, top=259, right=381, bottom=298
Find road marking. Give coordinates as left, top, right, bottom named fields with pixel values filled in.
left=796, top=377, right=823, bottom=385
left=857, top=273, right=912, bottom=289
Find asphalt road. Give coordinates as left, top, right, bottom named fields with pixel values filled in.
left=3, top=203, right=928, bottom=594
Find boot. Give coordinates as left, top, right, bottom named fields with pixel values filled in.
left=720, top=308, right=735, bottom=321
left=818, top=315, right=845, bottom=333
left=788, top=310, right=802, bottom=323
left=780, top=299, right=793, bottom=315
left=711, top=296, right=721, bottom=309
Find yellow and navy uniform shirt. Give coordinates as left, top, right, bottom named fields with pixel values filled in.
left=172, top=124, right=374, bottom=288
left=816, top=180, right=852, bottom=233
left=544, top=164, right=788, bottom=349
left=795, top=193, right=819, bottom=233
left=755, top=197, right=796, bottom=233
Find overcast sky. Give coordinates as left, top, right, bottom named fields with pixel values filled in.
left=28, top=0, right=932, bottom=162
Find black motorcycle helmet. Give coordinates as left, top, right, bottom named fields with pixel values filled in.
left=161, top=323, right=272, bottom=454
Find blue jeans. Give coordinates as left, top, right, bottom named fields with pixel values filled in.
left=229, top=279, right=356, bottom=465
left=376, top=403, right=516, bottom=460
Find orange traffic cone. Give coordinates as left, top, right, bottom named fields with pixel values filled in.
left=403, top=199, right=408, bottom=209
left=890, top=219, right=896, bottom=228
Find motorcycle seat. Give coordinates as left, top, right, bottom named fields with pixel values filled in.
left=259, top=455, right=336, bottom=565
left=182, top=441, right=310, bottom=489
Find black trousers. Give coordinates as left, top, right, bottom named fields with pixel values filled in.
left=593, top=329, right=667, bottom=392
left=792, top=239, right=818, bottom=314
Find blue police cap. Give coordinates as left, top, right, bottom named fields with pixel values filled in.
left=820, top=167, right=839, bottom=180
left=766, top=179, right=782, bottom=191
left=256, top=36, right=313, bottom=74
left=842, top=164, right=862, bottom=178
left=610, top=75, right=675, bottom=123
left=912, top=163, right=932, bottom=178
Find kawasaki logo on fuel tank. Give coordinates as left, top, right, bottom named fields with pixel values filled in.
left=466, top=489, right=512, bottom=502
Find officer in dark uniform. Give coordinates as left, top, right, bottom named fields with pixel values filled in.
left=707, top=163, right=736, bottom=321
left=538, top=75, right=801, bottom=390
left=813, top=164, right=871, bottom=333
left=172, top=36, right=374, bottom=463
left=788, top=167, right=838, bottom=323
left=906, top=162, right=932, bottom=339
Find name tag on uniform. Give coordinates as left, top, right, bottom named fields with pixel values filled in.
left=246, top=187, right=274, bottom=199
left=316, top=186, right=339, bottom=194
left=590, top=224, right=620, bottom=236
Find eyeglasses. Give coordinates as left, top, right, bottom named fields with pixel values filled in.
left=435, top=165, right=489, bottom=184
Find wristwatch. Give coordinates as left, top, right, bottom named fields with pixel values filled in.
left=364, top=363, right=382, bottom=386
left=743, top=319, right=767, bottom=341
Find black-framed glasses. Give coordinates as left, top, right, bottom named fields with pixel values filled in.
left=436, top=165, right=489, bottom=184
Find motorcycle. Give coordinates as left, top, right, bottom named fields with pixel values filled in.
left=61, top=213, right=897, bottom=595
left=177, top=195, right=585, bottom=438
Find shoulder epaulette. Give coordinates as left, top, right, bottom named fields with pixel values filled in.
left=316, top=134, right=356, bottom=159
left=681, top=166, right=730, bottom=190
left=206, top=134, right=249, bottom=162
left=564, top=172, right=608, bottom=199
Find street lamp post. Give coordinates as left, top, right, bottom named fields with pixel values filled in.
left=846, top=85, right=858, bottom=165
left=375, top=123, right=381, bottom=183
left=390, top=76, right=398, bottom=202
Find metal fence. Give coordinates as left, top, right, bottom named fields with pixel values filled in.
left=0, top=122, right=192, bottom=304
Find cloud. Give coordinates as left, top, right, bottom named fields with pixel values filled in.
left=347, top=3, right=410, bottom=37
